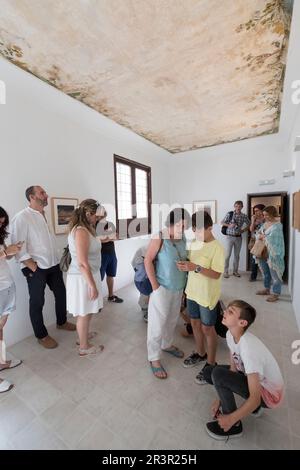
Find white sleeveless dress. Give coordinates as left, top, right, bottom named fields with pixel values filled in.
left=66, top=227, right=103, bottom=316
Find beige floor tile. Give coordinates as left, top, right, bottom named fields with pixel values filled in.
left=291, top=434, right=300, bottom=450
left=101, top=400, right=138, bottom=435
left=25, top=354, right=69, bottom=382
left=148, top=426, right=193, bottom=450
left=255, top=418, right=292, bottom=449
left=257, top=405, right=289, bottom=430
left=14, top=375, right=62, bottom=414
left=50, top=370, right=96, bottom=404
left=137, top=390, right=192, bottom=436
left=288, top=407, right=300, bottom=437
left=286, top=386, right=300, bottom=412
left=0, top=393, right=36, bottom=440
left=55, top=405, right=96, bottom=448
left=80, top=386, right=117, bottom=418
left=120, top=412, right=159, bottom=449
left=10, top=418, right=68, bottom=450
left=2, top=280, right=298, bottom=450
left=40, top=396, right=77, bottom=430
left=76, top=419, right=131, bottom=450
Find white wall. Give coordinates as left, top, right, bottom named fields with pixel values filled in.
left=286, top=107, right=300, bottom=328
left=280, top=0, right=300, bottom=328
left=169, top=134, right=289, bottom=271
left=0, top=58, right=171, bottom=346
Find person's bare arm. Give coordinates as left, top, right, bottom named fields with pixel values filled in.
left=75, top=228, right=98, bottom=300
left=22, top=258, right=38, bottom=271
left=10, top=215, right=36, bottom=268
left=177, top=261, right=221, bottom=279
left=0, top=242, right=23, bottom=260
left=144, top=237, right=162, bottom=291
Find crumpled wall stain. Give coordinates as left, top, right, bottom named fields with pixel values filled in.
left=0, top=0, right=291, bottom=153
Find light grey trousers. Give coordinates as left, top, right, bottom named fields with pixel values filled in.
left=224, top=236, right=242, bottom=273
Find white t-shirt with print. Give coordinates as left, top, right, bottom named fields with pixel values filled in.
left=0, top=245, right=14, bottom=290
left=226, top=330, right=284, bottom=408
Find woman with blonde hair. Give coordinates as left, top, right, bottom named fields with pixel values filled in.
left=67, top=199, right=104, bottom=355
left=256, top=206, right=285, bottom=302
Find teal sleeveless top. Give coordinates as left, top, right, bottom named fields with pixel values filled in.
left=156, top=238, right=187, bottom=291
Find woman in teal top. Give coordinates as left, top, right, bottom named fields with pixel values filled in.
left=145, top=208, right=190, bottom=379
left=256, top=206, right=285, bottom=302
left=156, top=237, right=187, bottom=291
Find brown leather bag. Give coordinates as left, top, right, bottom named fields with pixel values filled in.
left=250, top=239, right=268, bottom=260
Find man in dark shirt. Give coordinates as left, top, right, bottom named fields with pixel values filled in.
left=96, top=209, right=123, bottom=303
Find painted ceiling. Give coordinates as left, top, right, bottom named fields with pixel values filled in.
left=0, top=0, right=291, bottom=153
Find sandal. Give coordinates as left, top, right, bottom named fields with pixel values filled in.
left=0, top=359, right=22, bottom=372
left=76, top=332, right=98, bottom=346
left=150, top=362, right=167, bottom=379
left=79, top=345, right=104, bottom=356
left=108, top=295, right=123, bottom=303
left=0, top=379, right=14, bottom=393
left=162, top=346, right=184, bottom=358
left=256, top=289, right=270, bottom=296
left=266, top=295, right=279, bottom=302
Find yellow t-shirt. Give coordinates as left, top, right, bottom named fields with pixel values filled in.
left=185, top=239, right=225, bottom=309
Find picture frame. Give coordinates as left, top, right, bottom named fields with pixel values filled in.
left=293, top=191, right=300, bottom=231
left=51, top=197, right=78, bottom=234
left=193, top=200, right=217, bottom=224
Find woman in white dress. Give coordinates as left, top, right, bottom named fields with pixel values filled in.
left=67, top=199, right=104, bottom=356
left=0, top=206, right=23, bottom=393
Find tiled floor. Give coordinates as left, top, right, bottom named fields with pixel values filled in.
left=1, top=274, right=300, bottom=450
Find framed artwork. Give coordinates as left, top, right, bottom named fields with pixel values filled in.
left=193, top=200, right=217, bottom=223
left=293, top=191, right=300, bottom=231
left=51, top=197, right=78, bottom=234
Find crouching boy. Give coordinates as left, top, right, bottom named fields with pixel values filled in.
left=204, top=300, right=284, bottom=440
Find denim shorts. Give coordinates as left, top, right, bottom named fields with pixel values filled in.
left=187, top=298, right=218, bottom=326
left=100, top=252, right=118, bottom=279
left=0, top=283, right=16, bottom=317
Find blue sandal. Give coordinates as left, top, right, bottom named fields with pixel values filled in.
left=162, top=346, right=184, bottom=358
left=150, top=362, right=168, bottom=379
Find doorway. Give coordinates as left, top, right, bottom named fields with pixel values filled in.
left=247, top=192, right=289, bottom=282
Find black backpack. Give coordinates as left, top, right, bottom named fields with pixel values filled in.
left=221, top=211, right=234, bottom=235
left=214, top=300, right=228, bottom=338
left=59, top=246, right=71, bottom=272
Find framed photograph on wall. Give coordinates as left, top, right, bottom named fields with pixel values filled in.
left=193, top=200, right=217, bottom=224
left=51, top=197, right=78, bottom=234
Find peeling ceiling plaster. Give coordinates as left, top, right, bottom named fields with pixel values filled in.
left=0, top=0, right=291, bottom=153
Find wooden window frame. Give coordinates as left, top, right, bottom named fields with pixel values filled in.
left=114, top=154, right=152, bottom=239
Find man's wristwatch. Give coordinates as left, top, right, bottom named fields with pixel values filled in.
left=194, top=265, right=202, bottom=273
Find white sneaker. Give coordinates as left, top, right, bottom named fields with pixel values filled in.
left=0, top=379, right=14, bottom=393
left=0, top=359, right=22, bottom=372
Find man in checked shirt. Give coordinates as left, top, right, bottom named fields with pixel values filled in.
left=221, top=201, right=250, bottom=279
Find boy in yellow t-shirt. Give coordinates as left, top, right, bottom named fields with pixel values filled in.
left=177, top=211, right=225, bottom=385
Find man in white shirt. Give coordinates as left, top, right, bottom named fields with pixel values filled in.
left=11, top=186, right=76, bottom=349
